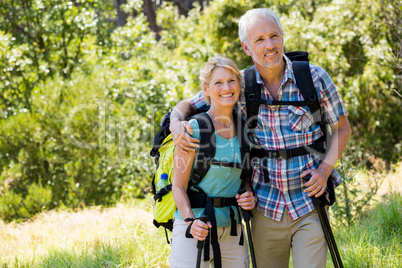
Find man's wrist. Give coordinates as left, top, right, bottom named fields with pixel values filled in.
left=317, top=161, right=334, bottom=179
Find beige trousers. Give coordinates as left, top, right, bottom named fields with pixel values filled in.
left=251, top=208, right=328, bottom=268
left=170, top=219, right=249, bottom=268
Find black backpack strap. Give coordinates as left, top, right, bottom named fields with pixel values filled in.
left=292, top=61, right=322, bottom=124
left=292, top=60, right=328, bottom=149
left=285, top=51, right=309, bottom=62
left=150, top=111, right=172, bottom=157
left=233, top=108, right=252, bottom=185
left=189, top=112, right=216, bottom=186
left=244, top=65, right=261, bottom=130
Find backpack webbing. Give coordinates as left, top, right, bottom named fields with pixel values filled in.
left=244, top=51, right=328, bottom=155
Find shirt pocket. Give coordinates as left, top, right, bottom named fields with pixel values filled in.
left=288, top=106, right=313, bottom=132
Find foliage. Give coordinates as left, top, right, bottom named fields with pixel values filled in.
left=0, top=0, right=115, bottom=116
left=0, top=0, right=401, bottom=221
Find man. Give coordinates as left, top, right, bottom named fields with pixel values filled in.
left=168, top=8, right=351, bottom=268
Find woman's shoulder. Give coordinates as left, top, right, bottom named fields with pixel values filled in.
left=187, top=118, right=201, bottom=140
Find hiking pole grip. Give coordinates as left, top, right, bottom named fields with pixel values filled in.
left=196, top=215, right=209, bottom=268
left=238, top=189, right=257, bottom=268
left=238, top=189, right=251, bottom=221
left=302, top=174, right=320, bottom=207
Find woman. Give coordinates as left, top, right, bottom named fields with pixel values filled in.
left=170, top=56, right=255, bottom=268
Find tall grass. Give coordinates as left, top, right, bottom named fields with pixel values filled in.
left=0, top=188, right=400, bottom=267
left=331, top=191, right=401, bottom=268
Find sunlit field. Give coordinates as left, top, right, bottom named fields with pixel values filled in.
left=1, top=167, right=400, bottom=268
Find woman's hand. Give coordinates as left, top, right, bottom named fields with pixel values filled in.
left=236, top=191, right=255, bottom=210
left=189, top=219, right=212, bottom=241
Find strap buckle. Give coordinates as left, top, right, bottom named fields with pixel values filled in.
left=277, top=149, right=288, bottom=160
left=212, top=198, right=225, bottom=207
left=247, top=93, right=256, bottom=101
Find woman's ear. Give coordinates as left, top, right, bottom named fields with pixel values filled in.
left=202, top=85, right=209, bottom=96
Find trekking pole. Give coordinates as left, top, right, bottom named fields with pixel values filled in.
left=238, top=189, right=257, bottom=268
left=196, top=215, right=209, bottom=268
left=303, top=175, right=344, bottom=268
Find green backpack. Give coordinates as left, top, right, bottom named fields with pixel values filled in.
left=150, top=111, right=250, bottom=244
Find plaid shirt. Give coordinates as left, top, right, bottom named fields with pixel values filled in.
left=190, top=56, right=348, bottom=221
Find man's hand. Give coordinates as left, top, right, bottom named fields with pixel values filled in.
left=301, top=169, right=329, bottom=198
left=302, top=115, right=351, bottom=198
left=169, top=99, right=200, bottom=154
left=170, top=119, right=199, bottom=154
left=236, top=190, right=255, bottom=210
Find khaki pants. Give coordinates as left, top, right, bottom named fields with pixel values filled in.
left=170, top=219, right=249, bottom=268
left=251, top=208, right=328, bottom=268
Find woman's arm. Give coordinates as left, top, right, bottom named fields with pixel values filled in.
left=172, top=143, right=211, bottom=241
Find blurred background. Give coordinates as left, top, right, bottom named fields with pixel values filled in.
left=0, top=0, right=400, bottom=227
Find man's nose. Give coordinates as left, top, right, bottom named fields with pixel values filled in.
left=264, top=38, right=275, bottom=50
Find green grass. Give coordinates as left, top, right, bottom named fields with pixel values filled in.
left=330, top=191, right=401, bottom=268
left=0, top=200, right=171, bottom=268
left=0, top=190, right=400, bottom=267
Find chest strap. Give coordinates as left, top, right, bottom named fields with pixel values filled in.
left=251, top=139, right=326, bottom=160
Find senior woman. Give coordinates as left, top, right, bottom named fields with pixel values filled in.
left=170, top=56, right=255, bottom=268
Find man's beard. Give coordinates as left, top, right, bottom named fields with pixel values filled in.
left=251, top=49, right=283, bottom=69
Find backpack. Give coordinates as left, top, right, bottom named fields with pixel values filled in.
left=244, top=51, right=335, bottom=205
left=150, top=111, right=251, bottom=244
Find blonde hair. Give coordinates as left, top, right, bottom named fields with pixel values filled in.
left=199, top=56, right=242, bottom=104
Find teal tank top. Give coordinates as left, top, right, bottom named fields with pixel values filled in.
left=174, top=113, right=242, bottom=227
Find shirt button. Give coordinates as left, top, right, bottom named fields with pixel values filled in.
left=283, top=190, right=288, bottom=195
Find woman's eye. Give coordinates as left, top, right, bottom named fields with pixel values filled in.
left=214, top=81, right=222, bottom=85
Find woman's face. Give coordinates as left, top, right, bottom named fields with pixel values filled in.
left=204, top=67, right=241, bottom=108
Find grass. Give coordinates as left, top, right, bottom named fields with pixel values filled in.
left=331, top=191, right=401, bottom=268
left=0, top=199, right=171, bottom=267
left=0, top=168, right=401, bottom=267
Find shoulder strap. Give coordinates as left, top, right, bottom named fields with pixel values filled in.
left=292, top=61, right=322, bottom=123
left=244, top=65, right=261, bottom=129
left=292, top=60, right=328, bottom=151
left=150, top=111, right=172, bottom=157
left=233, top=109, right=252, bottom=184
left=189, top=112, right=216, bottom=186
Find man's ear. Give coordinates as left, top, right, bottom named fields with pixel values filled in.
left=241, top=41, right=252, bottom=56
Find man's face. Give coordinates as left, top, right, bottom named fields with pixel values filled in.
left=242, top=16, right=284, bottom=69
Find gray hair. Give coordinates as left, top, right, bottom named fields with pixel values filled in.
left=200, top=56, right=241, bottom=105
left=238, top=8, right=283, bottom=46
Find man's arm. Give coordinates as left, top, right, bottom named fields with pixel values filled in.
left=302, top=115, right=351, bottom=197
left=169, top=99, right=200, bottom=154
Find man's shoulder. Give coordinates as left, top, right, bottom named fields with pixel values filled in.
left=309, top=64, right=331, bottom=84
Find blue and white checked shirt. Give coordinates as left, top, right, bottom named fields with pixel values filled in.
left=190, top=56, right=348, bottom=221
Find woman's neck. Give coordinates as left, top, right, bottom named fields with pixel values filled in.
left=208, top=105, right=233, bottom=122
left=208, top=105, right=236, bottom=138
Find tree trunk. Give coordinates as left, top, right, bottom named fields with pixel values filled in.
left=115, top=0, right=128, bottom=27
left=143, top=0, right=161, bottom=40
